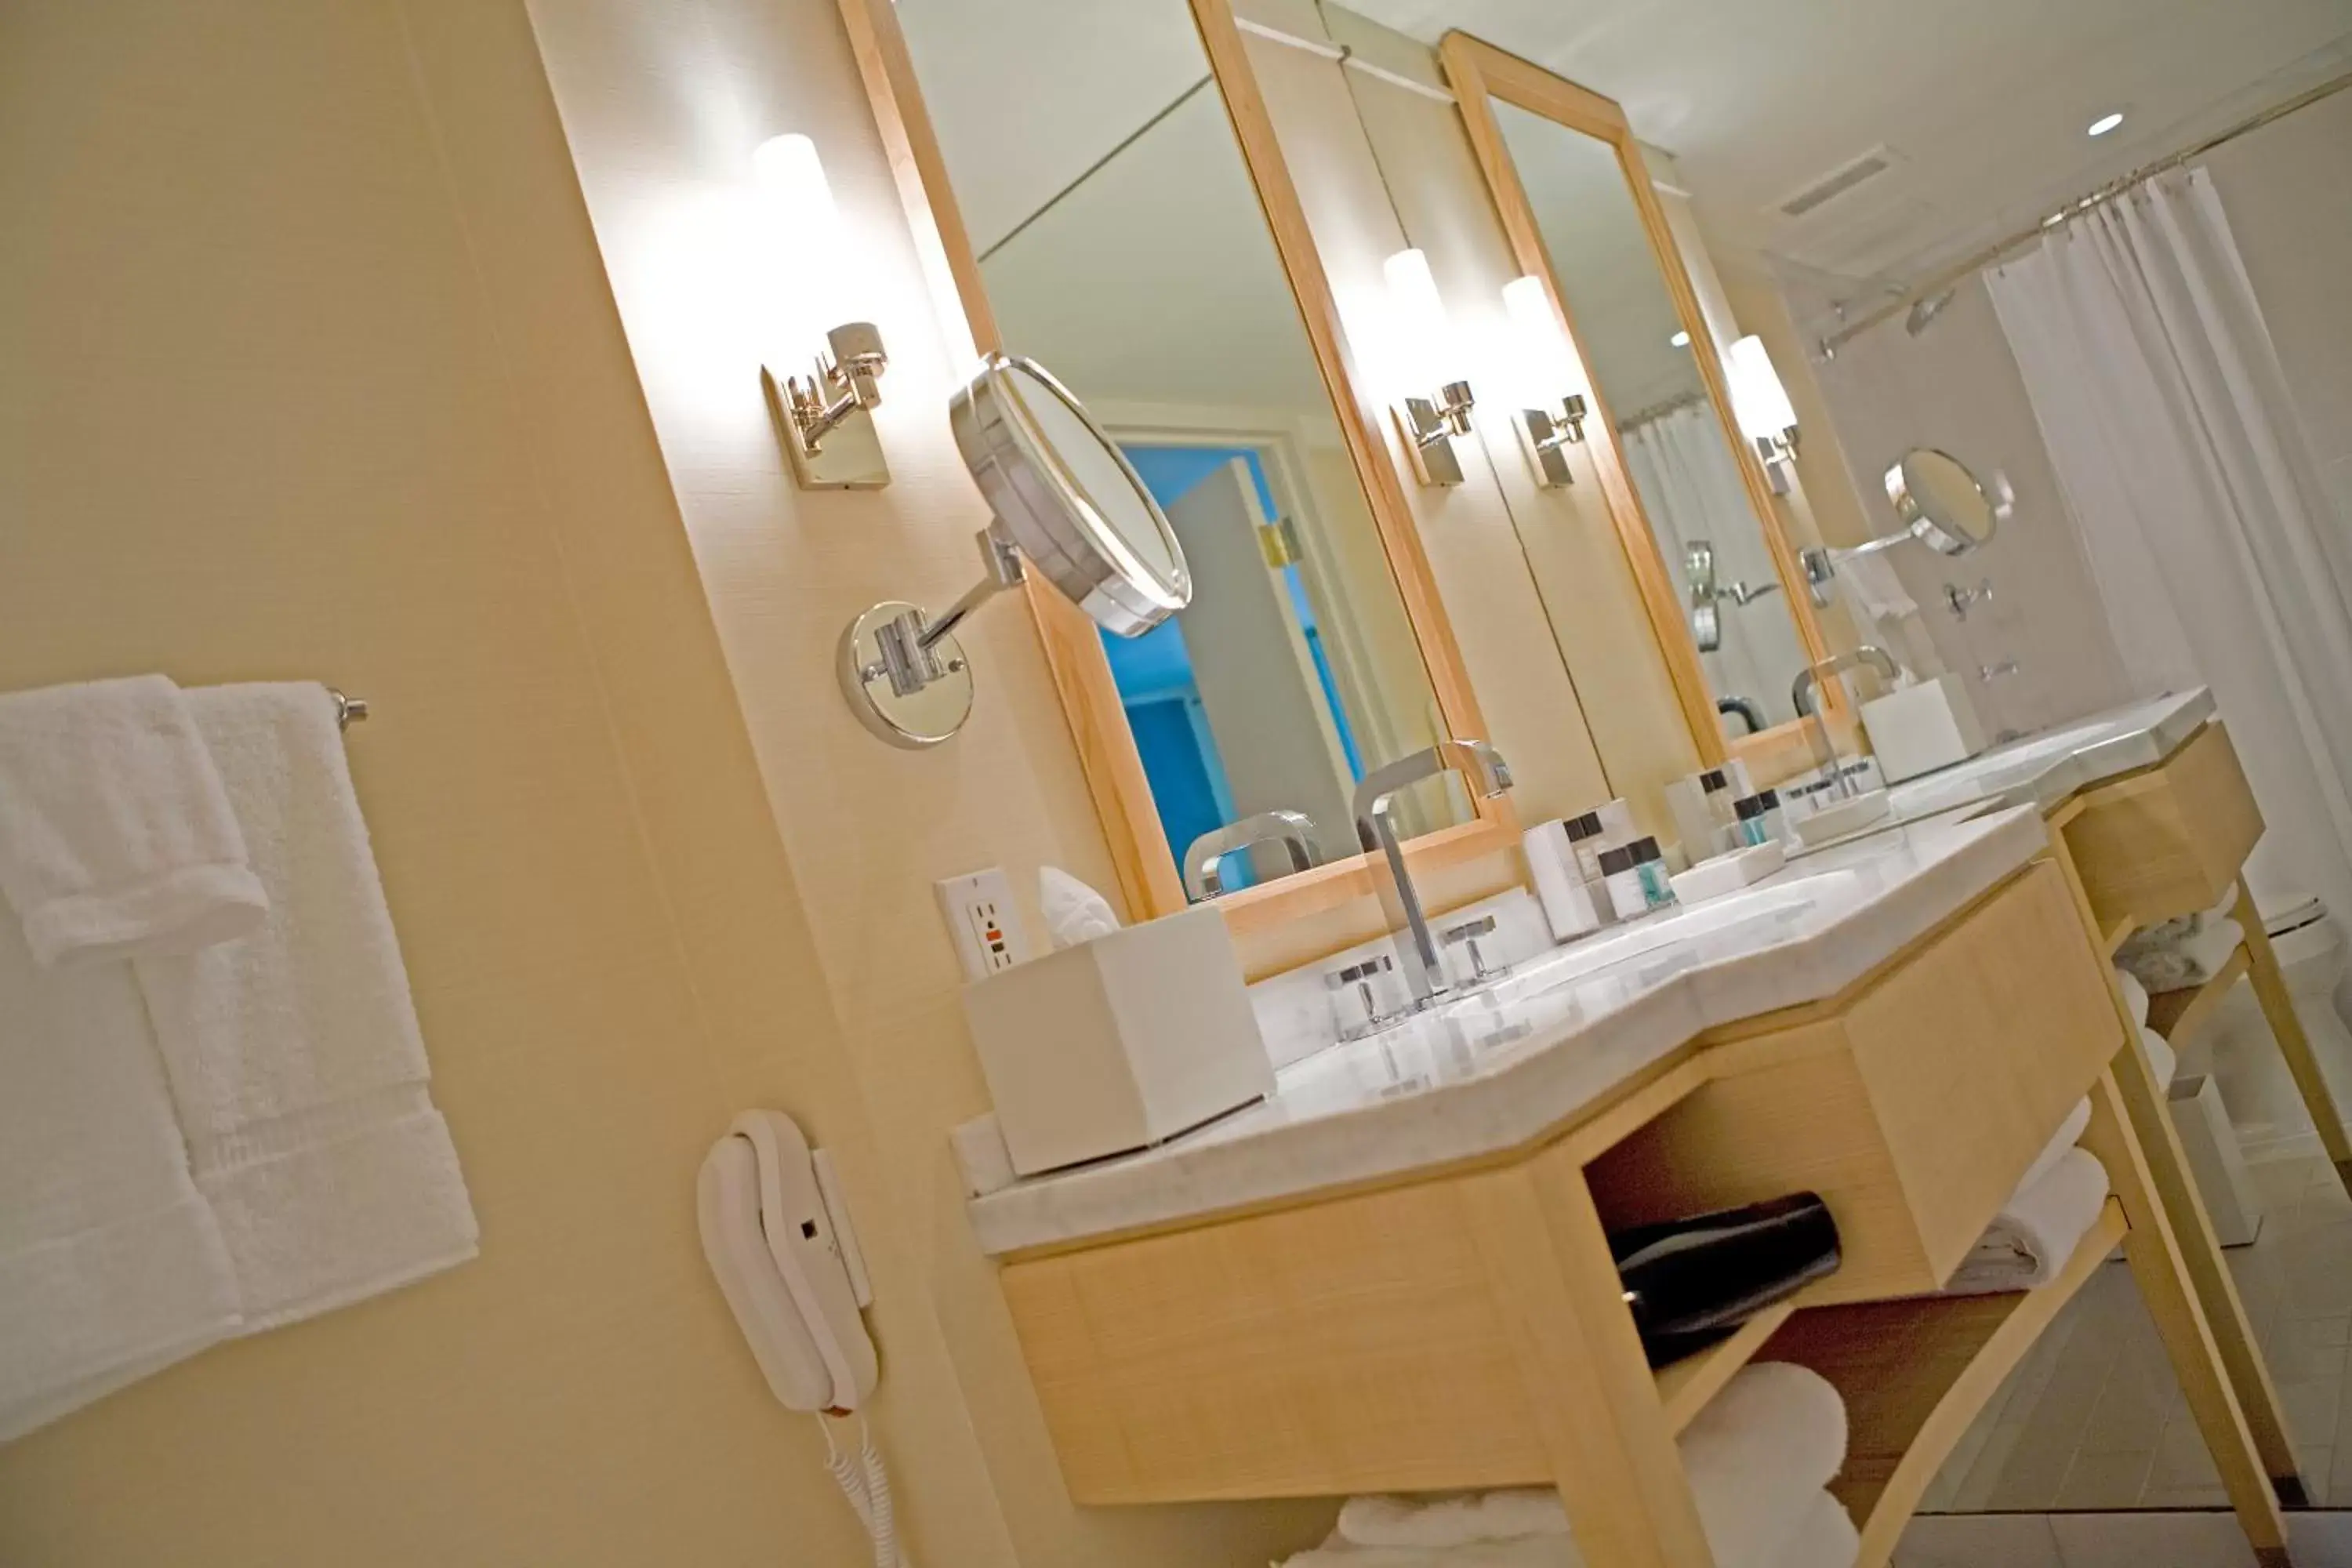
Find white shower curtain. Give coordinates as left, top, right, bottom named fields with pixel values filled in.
left=1987, top=168, right=2352, bottom=922
left=1622, top=404, right=1808, bottom=728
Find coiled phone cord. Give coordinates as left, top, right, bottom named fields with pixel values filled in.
left=819, top=1412, right=909, bottom=1568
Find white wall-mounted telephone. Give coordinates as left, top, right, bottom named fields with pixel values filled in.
left=699, top=1110, right=906, bottom=1566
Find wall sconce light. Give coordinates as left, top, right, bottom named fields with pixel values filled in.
left=754, top=133, right=891, bottom=491
left=1502, top=275, right=1590, bottom=489
left=1383, top=249, right=1474, bottom=488
left=1725, top=334, right=1800, bottom=496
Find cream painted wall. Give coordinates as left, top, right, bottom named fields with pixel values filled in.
left=0, top=2, right=1029, bottom=1563
left=521, top=1, right=1334, bottom=1563
left=1243, top=0, right=1702, bottom=837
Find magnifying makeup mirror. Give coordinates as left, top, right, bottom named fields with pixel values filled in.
left=1797, top=448, right=2013, bottom=607
left=1882, top=447, right=2013, bottom=557
left=839, top=354, right=1192, bottom=748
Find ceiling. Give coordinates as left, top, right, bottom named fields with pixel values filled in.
left=1343, top=0, right=2352, bottom=298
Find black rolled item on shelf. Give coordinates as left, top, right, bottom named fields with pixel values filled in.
left=1610, top=1192, right=1842, bottom=1368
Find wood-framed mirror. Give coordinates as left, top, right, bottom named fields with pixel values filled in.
left=1437, top=33, right=1851, bottom=779
left=840, top=0, right=1522, bottom=948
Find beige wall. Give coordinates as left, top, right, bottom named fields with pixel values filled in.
left=0, top=2, right=1041, bottom=1563
left=520, top=0, right=1333, bottom=1563
left=1245, top=0, right=1702, bottom=837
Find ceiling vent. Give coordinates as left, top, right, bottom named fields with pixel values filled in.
left=1774, top=145, right=1904, bottom=220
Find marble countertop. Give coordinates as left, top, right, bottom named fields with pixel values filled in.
left=968, top=805, right=2055, bottom=1257
left=1883, top=688, right=2213, bottom=825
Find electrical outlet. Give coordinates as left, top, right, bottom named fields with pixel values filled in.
left=935, top=868, right=1027, bottom=982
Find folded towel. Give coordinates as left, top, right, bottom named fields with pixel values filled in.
left=133, top=684, right=476, bottom=1329
left=2143, top=1025, right=2178, bottom=1093
left=1947, top=1148, right=2110, bottom=1294
left=2117, top=914, right=2245, bottom=993
left=1332, top=1364, right=1844, bottom=1568
left=2115, top=968, right=2150, bottom=1029
left=2017, top=1098, right=2092, bottom=1195
left=0, top=916, right=242, bottom=1440
left=1773, top=1491, right=1858, bottom=1568
left=0, top=675, right=267, bottom=967
left=1338, top=1491, right=1566, bottom=1549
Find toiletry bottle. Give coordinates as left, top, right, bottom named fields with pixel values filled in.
left=1599, top=837, right=1677, bottom=920
left=1699, top=768, right=1737, bottom=830
left=1733, top=789, right=1786, bottom=847
left=1561, top=809, right=1610, bottom=884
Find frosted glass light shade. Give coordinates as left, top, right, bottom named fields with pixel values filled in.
left=1501, top=274, right=1585, bottom=401
left=1726, top=334, right=1798, bottom=441
left=1383, top=248, right=1457, bottom=391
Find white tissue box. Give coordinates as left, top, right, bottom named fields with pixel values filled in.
left=960, top=904, right=1274, bottom=1176
left=1860, top=673, right=1989, bottom=783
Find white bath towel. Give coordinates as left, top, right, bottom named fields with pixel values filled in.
left=0, top=675, right=267, bottom=967
left=2117, top=911, right=2245, bottom=994
left=1298, top=1492, right=1852, bottom=1568
left=2016, top=1098, right=2092, bottom=1196
left=1330, top=1364, right=1845, bottom=1568
left=1947, top=1148, right=2110, bottom=1294
left=2115, top=967, right=2150, bottom=1029
left=133, top=684, right=476, bottom=1329
left=2142, top=1025, right=2179, bottom=1093
left=1773, top=1491, right=1859, bottom=1568
left=0, top=917, right=243, bottom=1441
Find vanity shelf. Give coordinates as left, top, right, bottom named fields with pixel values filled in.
left=2147, top=947, right=2252, bottom=1046
left=1654, top=1301, right=1801, bottom=1437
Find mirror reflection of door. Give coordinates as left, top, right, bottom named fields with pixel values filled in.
left=1492, top=100, right=1813, bottom=737
left=892, top=0, right=1461, bottom=896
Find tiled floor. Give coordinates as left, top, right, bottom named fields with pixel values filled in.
left=1897, top=1510, right=2352, bottom=1566
left=1919, top=1153, right=2352, bottom=1513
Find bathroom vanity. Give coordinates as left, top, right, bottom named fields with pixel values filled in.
left=967, top=811, right=2292, bottom=1566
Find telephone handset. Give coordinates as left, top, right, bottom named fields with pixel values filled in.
left=700, top=1111, right=908, bottom=1566
left=697, top=1109, right=877, bottom=1413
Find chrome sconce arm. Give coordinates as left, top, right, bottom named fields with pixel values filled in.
left=765, top=322, right=893, bottom=491
left=1518, top=392, right=1588, bottom=488
left=1394, top=380, right=1477, bottom=487
left=1751, top=426, right=1801, bottom=496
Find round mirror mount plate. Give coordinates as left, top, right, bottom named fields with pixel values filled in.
left=838, top=601, right=975, bottom=750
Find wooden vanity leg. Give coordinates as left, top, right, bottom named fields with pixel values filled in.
left=2043, top=838, right=2304, bottom=1510
left=2236, top=884, right=2352, bottom=1195
left=1462, top=1152, right=1715, bottom=1568
left=2084, top=1067, right=2293, bottom=1561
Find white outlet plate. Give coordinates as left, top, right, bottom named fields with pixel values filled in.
left=935, top=868, right=1028, bottom=982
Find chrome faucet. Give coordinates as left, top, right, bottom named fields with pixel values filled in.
left=1790, top=646, right=1899, bottom=798
left=1182, top=811, right=1321, bottom=901
left=1351, top=739, right=1514, bottom=1010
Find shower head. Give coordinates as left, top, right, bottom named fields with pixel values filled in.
left=1904, top=289, right=1957, bottom=336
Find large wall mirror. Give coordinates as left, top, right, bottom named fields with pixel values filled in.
left=1439, top=34, right=1839, bottom=771
left=842, top=0, right=1518, bottom=938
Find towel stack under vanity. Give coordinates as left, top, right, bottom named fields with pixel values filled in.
left=1290, top=1363, right=1857, bottom=1568
left=0, top=676, right=477, bottom=1441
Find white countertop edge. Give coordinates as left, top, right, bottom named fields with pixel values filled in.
left=968, top=806, right=2054, bottom=1257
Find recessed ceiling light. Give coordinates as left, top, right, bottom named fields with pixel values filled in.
left=2088, top=111, right=2125, bottom=137
left=1669, top=330, right=1690, bottom=347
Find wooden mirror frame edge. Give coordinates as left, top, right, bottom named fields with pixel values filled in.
left=1437, top=31, right=1850, bottom=781
left=839, top=0, right=1523, bottom=956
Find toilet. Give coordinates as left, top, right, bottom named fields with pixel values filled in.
left=2191, top=889, right=2352, bottom=1164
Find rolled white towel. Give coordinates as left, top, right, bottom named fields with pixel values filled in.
left=2114, top=968, right=2150, bottom=1029
left=2142, top=1025, right=2178, bottom=1093
left=2016, top=1098, right=2091, bottom=1196
left=1947, top=1148, right=2110, bottom=1294
left=2183, top=919, right=2244, bottom=986
left=1772, top=1491, right=1859, bottom=1568
left=1332, top=1365, right=1846, bottom=1568
left=0, top=675, right=268, bottom=966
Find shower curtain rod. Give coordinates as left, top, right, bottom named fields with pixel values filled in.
left=1817, top=67, right=2352, bottom=356
left=1616, top=388, right=1711, bottom=432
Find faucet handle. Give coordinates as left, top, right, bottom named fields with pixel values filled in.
left=1440, top=913, right=1506, bottom=987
